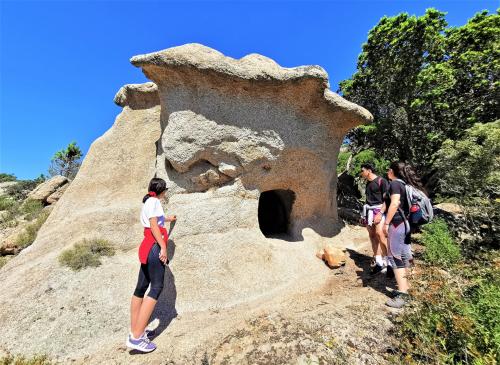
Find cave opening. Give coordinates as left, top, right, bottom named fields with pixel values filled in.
left=258, top=189, right=296, bottom=237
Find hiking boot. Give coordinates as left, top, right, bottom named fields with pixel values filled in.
left=386, top=265, right=395, bottom=279
left=370, top=264, right=385, bottom=275
left=386, top=293, right=410, bottom=308
left=126, top=334, right=157, bottom=352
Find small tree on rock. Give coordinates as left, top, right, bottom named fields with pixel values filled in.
left=49, top=142, right=83, bottom=179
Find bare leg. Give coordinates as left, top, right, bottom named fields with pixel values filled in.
left=131, top=296, right=157, bottom=339
left=367, top=226, right=380, bottom=258
left=375, top=222, right=388, bottom=257
left=393, top=267, right=409, bottom=293
left=130, top=295, right=143, bottom=333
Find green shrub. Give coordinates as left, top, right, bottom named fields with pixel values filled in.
left=348, top=149, right=389, bottom=178
left=421, top=219, right=461, bottom=267
left=337, top=151, right=352, bottom=174
left=14, top=210, right=50, bottom=249
left=394, top=265, right=500, bottom=364
left=20, top=199, right=44, bottom=221
left=0, top=195, right=16, bottom=211
left=0, top=354, right=52, bottom=365
left=5, top=175, right=45, bottom=201
left=58, top=239, right=115, bottom=271
left=0, top=256, right=9, bottom=269
left=0, top=173, right=17, bottom=183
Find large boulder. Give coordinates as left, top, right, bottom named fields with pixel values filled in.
left=27, top=175, right=69, bottom=204
left=0, top=44, right=372, bottom=359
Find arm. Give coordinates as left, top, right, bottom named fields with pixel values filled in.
left=383, top=193, right=401, bottom=236
left=149, top=217, right=166, bottom=250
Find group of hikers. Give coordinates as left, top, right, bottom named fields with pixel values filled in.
left=125, top=160, right=431, bottom=352
left=360, top=161, right=432, bottom=309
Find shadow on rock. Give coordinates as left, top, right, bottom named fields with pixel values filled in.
left=346, top=248, right=395, bottom=297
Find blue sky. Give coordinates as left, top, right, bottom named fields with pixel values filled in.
left=1, top=0, right=497, bottom=180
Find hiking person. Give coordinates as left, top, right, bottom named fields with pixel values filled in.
left=360, top=163, right=393, bottom=277
left=127, top=177, right=176, bottom=352
left=382, top=161, right=424, bottom=308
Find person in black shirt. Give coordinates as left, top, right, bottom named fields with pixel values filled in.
left=381, top=161, right=424, bottom=308
left=360, top=163, right=391, bottom=276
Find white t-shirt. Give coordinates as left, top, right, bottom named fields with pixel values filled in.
left=140, top=197, right=166, bottom=228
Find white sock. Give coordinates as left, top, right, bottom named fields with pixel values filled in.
left=384, top=256, right=392, bottom=267
left=375, top=255, right=384, bottom=267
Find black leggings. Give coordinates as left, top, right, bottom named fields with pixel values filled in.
left=133, top=243, right=165, bottom=300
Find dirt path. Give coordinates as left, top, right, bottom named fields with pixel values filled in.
left=82, top=225, right=399, bottom=365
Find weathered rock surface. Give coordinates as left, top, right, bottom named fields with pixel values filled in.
left=0, top=44, right=373, bottom=360
left=27, top=175, right=69, bottom=204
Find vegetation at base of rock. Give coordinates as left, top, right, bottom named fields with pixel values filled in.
left=392, top=260, right=500, bottom=364
left=48, top=141, right=82, bottom=179
left=0, top=354, right=52, bottom=365
left=0, top=256, right=9, bottom=269
left=14, top=210, right=50, bottom=249
left=58, top=239, right=115, bottom=271
left=19, top=200, right=44, bottom=221
left=421, top=219, right=461, bottom=268
left=0, top=196, right=16, bottom=211
left=4, top=175, right=46, bottom=201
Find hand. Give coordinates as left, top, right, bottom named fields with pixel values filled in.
left=159, top=247, right=168, bottom=264
left=168, top=215, right=177, bottom=222
left=373, top=213, right=382, bottom=225
left=383, top=224, right=389, bottom=237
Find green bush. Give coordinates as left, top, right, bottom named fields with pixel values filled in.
left=5, top=175, right=46, bottom=201
left=421, top=219, right=461, bottom=267
left=349, top=149, right=389, bottom=178
left=0, top=256, right=9, bottom=269
left=394, top=264, right=500, bottom=364
left=0, top=173, right=16, bottom=183
left=0, top=195, right=16, bottom=211
left=14, top=210, right=50, bottom=249
left=20, top=199, right=44, bottom=221
left=337, top=151, right=352, bottom=174
left=0, top=354, right=52, bottom=365
left=58, top=239, right=115, bottom=271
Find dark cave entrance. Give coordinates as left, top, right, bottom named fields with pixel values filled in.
left=258, top=189, right=296, bottom=237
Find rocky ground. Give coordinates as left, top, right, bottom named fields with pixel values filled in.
left=77, top=225, right=399, bottom=365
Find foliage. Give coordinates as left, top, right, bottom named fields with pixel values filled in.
left=14, top=210, right=50, bottom=249
left=0, top=173, right=16, bottom=182
left=5, top=175, right=46, bottom=201
left=394, top=262, right=500, bottom=364
left=421, top=219, right=461, bottom=267
left=20, top=199, right=44, bottom=221
left=58, top=239, right=115, bottom=271
left=339, top=9, right=499, bottom=176
left=434, top=121, right=500, bottom=248
left=0, top=354, right=52, bottom=365
left=336, top=149, right=389, bottom=179
left=48, top=141, right=82, bottom=179
left=435, top=121, right=500, bottom=198
left=0, top=195, right=16, bottom=211
left=337, top=151, right=352, bottom=174
left=0, top=256, right=9, bottom=269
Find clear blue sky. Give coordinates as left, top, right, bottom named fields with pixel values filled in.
left=1, top=0, right=497, bottom=180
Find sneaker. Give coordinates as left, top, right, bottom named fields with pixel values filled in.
left=386, top=265, right=395, bottom=279
left=386, top=293, right=410, bottom=308
left=126, top=334, right=157, bottom=352
left=370, top=264, right=384, bottom=275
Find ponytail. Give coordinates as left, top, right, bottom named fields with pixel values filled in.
left=390, top=161, right=425, bottom=192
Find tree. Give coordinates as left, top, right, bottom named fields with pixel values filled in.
left=49, top=142, right=83, bottom=179
left=339, top=9, right=499, bottom=178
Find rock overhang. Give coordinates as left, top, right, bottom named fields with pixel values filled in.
left=127, top=43, right=373, bottom=133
